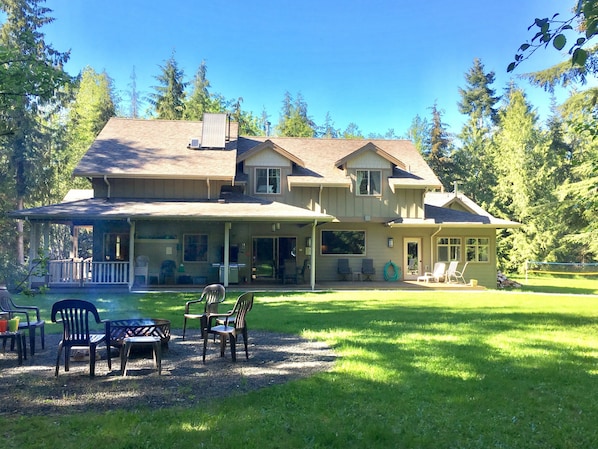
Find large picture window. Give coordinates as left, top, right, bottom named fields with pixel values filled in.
left=437, top=237, right=461, bottom=262
left=183, top=234, right=208, bottom=262
left=255, top=168, right=280, bottom=194
left=466, top=237, right=489, bottom=262
left=356, top=170, right=381, bottom=196
left=321, top=230, right=366, bottom=255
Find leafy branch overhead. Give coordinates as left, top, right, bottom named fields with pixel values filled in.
left=508, top=0, right=598, bottom=72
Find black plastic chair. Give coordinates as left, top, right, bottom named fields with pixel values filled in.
left=337, top=258, right=351, bottom=281
left=362, top=258, right=376, bottom=281
left=160, top=260, right=177, bottom=284
left=283, top=259, right=298, bottom=284
left=51, top=299, right=112, bottom=377
left=182, top=283, right=226, bottom=340
left=0, top=286, right=45, bottom=355
left=203, top=291, right=254, bottom=362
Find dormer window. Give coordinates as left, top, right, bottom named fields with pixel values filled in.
left=255, top=168, right=280, bottom=194
left=356, top=170, right=381, bottom=196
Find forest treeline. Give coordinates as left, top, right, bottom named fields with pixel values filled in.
left=1, top=0, right=597, bottom=285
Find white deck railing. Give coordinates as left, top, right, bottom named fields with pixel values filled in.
left=47, top=259, right=130, bottom=286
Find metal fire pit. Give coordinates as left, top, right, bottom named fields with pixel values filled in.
left=108, top=318, right=171, bottom=348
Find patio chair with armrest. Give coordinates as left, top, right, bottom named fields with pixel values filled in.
left=203, top=291, right=254, bottom=362
left=445, top=261, right=459, bottom=283
left=182, top=283, right=226, bottom=340
left=450, top=262, right=469, bottom=284
left=51, top=299, right=111, bottom=377
left=337, top=258, right=351, bottom=281
left=0, top=285, right=45, bottom=355
left=283, top=259, right=298, bottom=284
left=134, top=255, right=149, bottom=286
left=417, top=262, right=446, bottom=283
left=362, top=258, right=376, bottom=281
left=159, top=259, right=177, bottom=284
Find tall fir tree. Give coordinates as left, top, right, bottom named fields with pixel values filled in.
left=454, top=59, right=500, bottom=205
left=427, top=103, right=454, bottom=189
left=149, top=52, right=187, bottom=120
left=0, top=0, right=70, bottom=264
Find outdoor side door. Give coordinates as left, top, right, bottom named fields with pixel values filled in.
left=403, top=238, right=422, bottom=280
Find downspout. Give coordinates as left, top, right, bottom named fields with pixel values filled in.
left=104, top=175, right=111, bottom=198
left=430, top=226, right=442, bottom=268
left=206, top=178, right=210, bottom=200
left=128, top=218, right=135, bottom=291
left=223, top=222, right=231, bottom=287
left=310, top=220, right=317, bottom=291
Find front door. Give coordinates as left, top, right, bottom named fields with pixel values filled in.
left=403, top=238, right=422, bottom=280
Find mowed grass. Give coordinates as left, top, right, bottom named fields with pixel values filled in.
left=5, top=287, right=598, bottom=449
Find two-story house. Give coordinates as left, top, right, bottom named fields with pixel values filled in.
left=11, top=113, right=519, bottom=289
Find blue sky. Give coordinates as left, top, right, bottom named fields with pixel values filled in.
left=40, top=0, right=579, bottom=136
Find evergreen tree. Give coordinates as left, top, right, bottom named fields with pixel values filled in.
left=126, top=66, right=143, bottom=118
left=453, top=59, right=500, bottom=205
left=64, top=66, right=116, bottom=192
left=491, top=85, right=552, bottom=270
left=149, top=52, right=187, bottom=120
left=427, top=103, right=454, bottom=189
left=0, top=0, right=70, bottom=264
left=183, top=60, right=225, bottom=120
left=406, top=114, right=431, bottom=155
left=342, top=122, right=363, bottom=139
left=318, top=112, right=339, bottom=138
left=275, top=92, right=315, bottom=137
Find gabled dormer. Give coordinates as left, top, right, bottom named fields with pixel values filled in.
left=335, top=142, right=407, bottom=196
left=236, top=140, right=305, bottom=195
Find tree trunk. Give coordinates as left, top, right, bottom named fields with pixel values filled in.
left=17, top=196, right=24, bottom=265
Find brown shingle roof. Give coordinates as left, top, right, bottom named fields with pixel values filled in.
left=74, top=118, right=238, bottom=179
left=237, top=136, right=441, bottom=187
left=75, top=118, right=440, bottom=188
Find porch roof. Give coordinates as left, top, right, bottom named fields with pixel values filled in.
left=386, top=205, right=521, bottom=229
left=9, top=193, right=335, bottom=223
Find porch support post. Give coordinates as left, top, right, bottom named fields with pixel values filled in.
left=128, top=219, right=135, bottom=291
left=70, top=226, right=79, bottom=259
left=28, top=221, right=41, bottom=289
left=310, top=220, right=317, bottom=291
left=223, top=222, right=231, bottom=287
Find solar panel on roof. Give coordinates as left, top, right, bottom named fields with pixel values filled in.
left=200, top=113, right=228, bottom=149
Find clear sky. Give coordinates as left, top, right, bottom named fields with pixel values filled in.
left=39, top=0, right=578, bottom=136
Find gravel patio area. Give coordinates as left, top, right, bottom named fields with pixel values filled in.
left=0, top=329, right=336, bottom=416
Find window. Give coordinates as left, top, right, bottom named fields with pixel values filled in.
left=103, top=233, right=129, bottom=261
left=356, top=170, right=381, bottom=196
left=466, top=238, right=489, bottom=262
left=437, top=237, right=461, bottom=262
left=321, top=230, right=366, bottom=255
left=184, top=234, right=208, bottom=262
left=255, top=168, right=280, bottom=194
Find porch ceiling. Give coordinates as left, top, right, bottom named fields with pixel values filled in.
left=9, top=194, right=335, bottom=223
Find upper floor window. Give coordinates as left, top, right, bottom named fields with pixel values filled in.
left=255, top=168, right=280, bottom=194
left=356, top=170, right=381, bottom=196
left=466, top=237, right=489, bottom=262
left=437, top=237, right=461, bottom=262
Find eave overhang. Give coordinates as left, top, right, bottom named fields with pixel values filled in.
left=9, top=195, right=335, bottom=223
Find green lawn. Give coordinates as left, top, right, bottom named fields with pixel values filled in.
left=5, top=286, right=598, bottom=449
